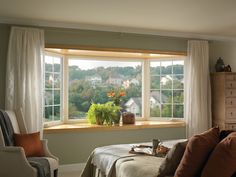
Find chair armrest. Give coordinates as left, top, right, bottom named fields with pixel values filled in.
left=0, top=146, right=37, bottom=177
left=41, top=139, right=59, bottom=162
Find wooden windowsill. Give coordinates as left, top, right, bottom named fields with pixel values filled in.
left=43, top=121, right=186, bottom=134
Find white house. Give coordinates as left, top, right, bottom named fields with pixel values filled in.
left=86, top=74, right=102, bottom=86
left=125, top=97, right=142, bottom=116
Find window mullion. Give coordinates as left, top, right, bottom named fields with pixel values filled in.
left=63, top=56, right=69, bottom=123
left=143, top=59, right=150, bottom=120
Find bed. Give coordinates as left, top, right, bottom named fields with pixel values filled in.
left=80, top=139, right=186, bottom=177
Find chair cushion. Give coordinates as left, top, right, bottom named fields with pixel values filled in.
left=201, top=132, right=236, bottom=177
left=174, top=127, right=220, bottom=177
left=14, top=132, right=44, bottom=157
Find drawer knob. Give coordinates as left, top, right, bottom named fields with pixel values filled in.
left=231, top=112, right=233, bottom=115
left=231, top=83, right=233, bottom=87
left=231, top=101, right=233, bottom=104
left=231, top=91, right=233, bottom=94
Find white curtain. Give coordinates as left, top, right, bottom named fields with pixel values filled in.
left=5, top=27, right=44, bottom=133
left=185, top=40, right=211, bottom=138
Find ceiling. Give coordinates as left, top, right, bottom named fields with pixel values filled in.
left=1, top=0, right=236, bottom=40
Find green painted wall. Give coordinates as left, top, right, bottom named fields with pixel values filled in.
left=44, top=27, right=188, bottom=52
left=0, top=24, right=10, bottom=109
left=209, top=40, right=236, bottom=72
left=44, top=127, right=185, bottom=164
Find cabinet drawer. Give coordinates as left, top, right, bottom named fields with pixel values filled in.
left=226, top=98, right=236, bottom=106
left=226, top=75, right=236, bottom=81
left=226, top=81, right=236, bottom=88
left=226, top=89, right=236, bottom=97
left=226, top=108, right=236, bottom=118
left=225, top=124, right=236, bottom=130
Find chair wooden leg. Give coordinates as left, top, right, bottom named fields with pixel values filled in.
left=54, top=169, right=58, bottom=177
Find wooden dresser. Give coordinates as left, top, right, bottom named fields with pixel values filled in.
left=211, top=72, right=236, bottom=130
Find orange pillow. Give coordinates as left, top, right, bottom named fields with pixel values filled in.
left=174, top=127, right=220, bottom=177
left=201, top=132, right=236, bottom=177
left=14, top=132, right=44, bottom=157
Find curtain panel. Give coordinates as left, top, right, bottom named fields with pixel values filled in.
left=5, top=26, right=44, bottom=133
left=185, top=40, right=211, bottom=138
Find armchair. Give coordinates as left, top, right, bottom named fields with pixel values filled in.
left=0, top=109, right=59, bottom=177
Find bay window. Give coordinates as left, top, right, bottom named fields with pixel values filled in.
left=43, top=49, right=185, bottom=125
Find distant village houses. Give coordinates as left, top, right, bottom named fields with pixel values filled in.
left=85, top=74, right=102, bottom=86
left=125, top=91, right=167, bottom=116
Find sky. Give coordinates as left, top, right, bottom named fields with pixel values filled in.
left=69, top=58, right=141, bottom=70
left=45, top=55, right=184, bottom=70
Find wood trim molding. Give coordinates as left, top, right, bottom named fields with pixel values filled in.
left=44, top=121, right=186, bottom=134
left=45, top=44, right=187, bottom=56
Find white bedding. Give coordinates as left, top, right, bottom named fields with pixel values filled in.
left=80, top=139, right=186, bottom=177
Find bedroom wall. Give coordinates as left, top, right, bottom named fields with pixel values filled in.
left=45, top=127, right=185, bottom=164
left=209, top=40, right=236, bottom=72
left=0, top=24, right=10, bottom=109
left=44, top=27, right=188, bottom=52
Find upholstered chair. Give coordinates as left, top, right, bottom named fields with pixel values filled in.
left=0, top=109, right=59, bottom=177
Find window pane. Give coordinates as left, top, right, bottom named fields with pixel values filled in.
left=43, top=54, right=63, bottom=123
left=161, top=104, right=172, bottom=117
left=53, top=57, right=61, bottom=72
left=54, top=74, right=61, bottom=89
left=45, top=73, right=53, bottom=89
left=173, top=75, right=184, bottom=89
left=150, top=105, right=160, bottom=117
left=150, top=62, right=160, bottom=75
left=44, top=106, right=53, bottom=121
left=45, top=56, right=53, bottom=72
left=150, top=90, right=161, bottom=117
left=150, top=76, right=160, bottom=89
left=54, top=90, right=60, bottom=104
left=173, top=90, right=184, bottom=104
left=161, top=75, right=172, bottom=89
left=54, top=106, right=61, bottom=121
left=45, top=90, right=53, bottom=105
left=150, top=59, right=184, bottom=119
left=173, top=105, right=184, bottom=118
left=173, top=60, right=184, bottom=74
left=161, top=61, right=172, bottom=75
left=161, top=90, right=172, bottom=104
left=68, top=59, right=142, bottom=119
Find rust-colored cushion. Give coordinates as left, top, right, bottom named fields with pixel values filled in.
left=14, top=132, right=44, bottom=157
left=201, top=132, right=236, bottom=177
left=174, top=127, right=220, bottom=177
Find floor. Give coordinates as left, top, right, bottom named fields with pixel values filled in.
left=59, top=170, right=82, bottom=177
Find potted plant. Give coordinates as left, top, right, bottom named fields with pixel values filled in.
left=107, top=89, right=126, bottom=124
left=87, top=102, right=120, bottom=125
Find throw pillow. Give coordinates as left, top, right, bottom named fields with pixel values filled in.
left=14, top=132, right=44, bottom=157
left=157, top=140, right=188, bottom=177
left=174, top=127, right=220, bottom=177
left=201, top=132, right=236, bottom=177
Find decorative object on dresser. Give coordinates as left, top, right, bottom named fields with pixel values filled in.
left=215, top=57, right=225, bottom=72
left=211, top=72, right=236, bottom=130
left=122, top=112, right=135, bottom=124
left=224, top=65, right=232, bottom=72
